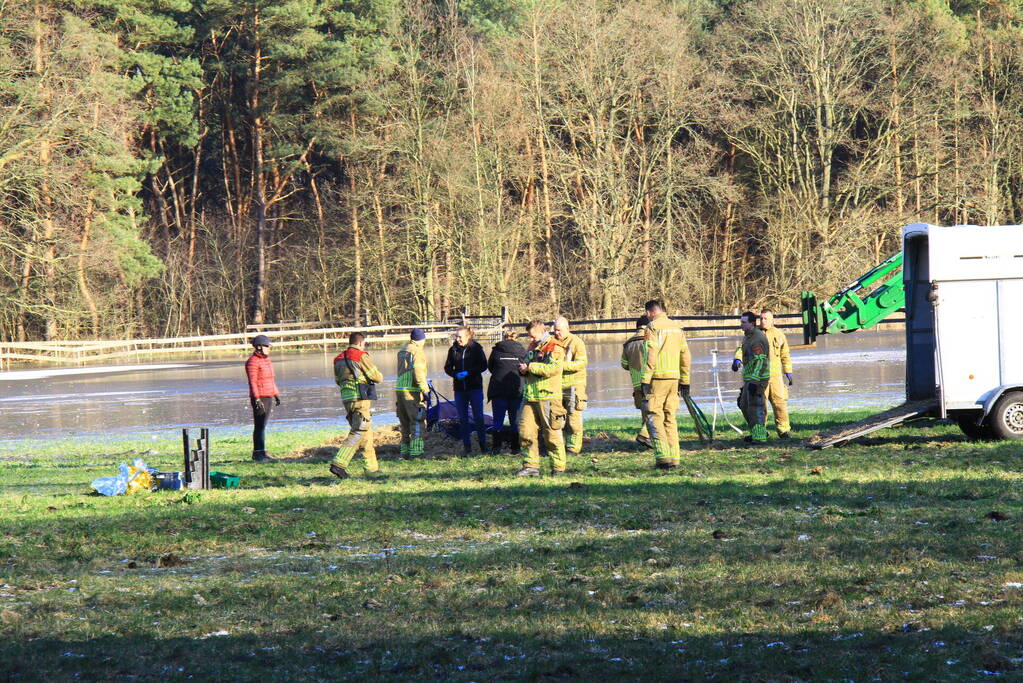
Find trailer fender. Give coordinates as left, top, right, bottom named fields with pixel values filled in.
left=981, top=386, right=1023, bottom=417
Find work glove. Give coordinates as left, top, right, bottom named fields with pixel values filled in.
left=641, top=382, right=651, bottom=397
left=274, top=396, right=281, bottom=407
left=731, top=359, right=742, bottom=372
left=679, top=383, right=690, bottom=398
left=456, top=371, right=469, bottom=380
left=785, top=373, right=793, bottom=386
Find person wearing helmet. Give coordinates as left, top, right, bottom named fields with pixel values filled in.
left=245, top=334, right=281, bottom=462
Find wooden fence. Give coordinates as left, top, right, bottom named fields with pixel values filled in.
left=0, top=310, right=904, bottom=369
left=0, top=321, right=499, bottom=369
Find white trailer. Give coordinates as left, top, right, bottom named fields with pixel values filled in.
left=903, top=222, right=1023, bottom=439
left=811, top=222, right=1023, bottom=447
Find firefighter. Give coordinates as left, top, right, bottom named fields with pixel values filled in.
left=760, top=309, right=793, bottom=438
left=396, top=328, right=429, bottom=458
left=553, top=316, right=588, bottom=454
left=515, top=319, right=567, bottom=477
left=330, top=332, right=385, bottom=479
left=732, top=311, right=770, bottom=443
left=620, top=315, right=652, bottom=449
left=245, top=334, right=281, bottom=462
left=640, top=300, right=691, bottom=469
left=731, top=309, right=793, bottom=438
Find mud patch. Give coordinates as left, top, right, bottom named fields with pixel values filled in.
left=288, top=425, right=467, bottom=460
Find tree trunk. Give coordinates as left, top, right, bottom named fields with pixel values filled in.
left=530, top=12, right=558, bottom=309
left=249, top=5, right=267, bottom=325
left=349, top=112, right=362, bottom=325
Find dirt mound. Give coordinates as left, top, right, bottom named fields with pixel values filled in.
left=288, top=424, right=467, bottom=461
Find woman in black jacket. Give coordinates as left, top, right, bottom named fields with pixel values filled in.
left=486, top=328, right=527, bottom=453
left=444, top=326, right=488, bottom=455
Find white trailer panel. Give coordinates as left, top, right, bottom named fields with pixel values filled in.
left=926, top=224, right=1023, bottom=281
left=933, top=279, right=1000, bottom=409
left=997, top=279, right=1023, bottom=387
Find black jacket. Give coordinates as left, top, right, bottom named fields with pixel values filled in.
left=444, top=340, right=487, bottom=392
left=486, top=339, right=527, bottom=400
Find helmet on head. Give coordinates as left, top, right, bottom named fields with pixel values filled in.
left=251, top=334, right=272, bottom=347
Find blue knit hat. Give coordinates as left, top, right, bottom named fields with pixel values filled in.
left=411, top=328, right=426, bottom=341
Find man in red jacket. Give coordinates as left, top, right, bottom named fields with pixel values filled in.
left=245, top=334, right=281, bottom=462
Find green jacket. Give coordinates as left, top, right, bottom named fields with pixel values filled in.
left=620, top=332, right=646, bottom=389
left=333, top=347, right=384, bottom=401
left=741, top=329, right=770, bottom=382
left=734, top=326, right=792, bottom=376
left=396, top=340, right=429, bottom=393
left=522, top=333, right=564, bottom=401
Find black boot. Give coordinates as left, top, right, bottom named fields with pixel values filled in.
left=477, top=430, right=487, bottom=453
left=509, top=430, right=520, bottom=453
left=489, top=430, right=503, bottom=454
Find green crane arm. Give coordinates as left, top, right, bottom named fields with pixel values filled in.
left=801, top=251, right=905, bottom=345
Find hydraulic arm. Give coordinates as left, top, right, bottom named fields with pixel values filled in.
left=801, top=251, right=905, bottom=345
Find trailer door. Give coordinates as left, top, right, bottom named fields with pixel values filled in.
left=998, top=279, right=1023, bottom=386
left=934, top=280, right=1000, bottom=410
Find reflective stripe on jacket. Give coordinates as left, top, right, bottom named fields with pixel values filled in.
left=558, top=333, right=588, bottom=389
left=523, top=334, right=564, bottom=401
left=741, top=329, right=771, bottom=382
left=620, top=333, right=645, bottom=388
left=640, top=313, right=691, bottom=384
left=334, top=347, right=384, bottom=401
left=396, top=340, right=428, bottom=392
left=733, top=327, right=792, bottom=375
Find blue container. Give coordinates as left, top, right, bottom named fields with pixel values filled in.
left=155, top=471, right=184, bottom=491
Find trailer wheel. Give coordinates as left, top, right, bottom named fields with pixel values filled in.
left=953, top=412, right=993, bottom=440
left=989, top=392, right=1023, bottom=440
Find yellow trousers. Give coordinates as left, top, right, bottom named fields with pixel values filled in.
left=646, top=379, right=680, bottom=464
left=764, top=373, right=790, bottom=434
left=561, top=386, right=587, bottom=454
left=396, top=390, right=426, bottom=457
left=632, top=387, right=650, bottom=439
left=333, top=399, right=377, bottom=471
left=519, top=400, right=567, bottom=471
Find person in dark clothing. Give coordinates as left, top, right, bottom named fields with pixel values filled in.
left=245, top=334, right=281, bottom=462
left=444, top=326, right=488, bottom=455
left=487, top=328, right=527, bottom=453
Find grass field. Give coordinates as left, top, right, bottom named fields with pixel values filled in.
left=1, top=411, right=1022, bottom=681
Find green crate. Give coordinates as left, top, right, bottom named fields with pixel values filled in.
left=210, top=471, right=240, bottom=489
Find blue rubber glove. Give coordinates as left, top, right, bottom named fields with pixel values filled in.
left=456, top=371, right=469, bottom=380
left=731, top=359, right=742, bottom=372
left=786, top=372, right=793, bottom=386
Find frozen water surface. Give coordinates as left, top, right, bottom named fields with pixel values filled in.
left=0, top=329, right=904, bottom=446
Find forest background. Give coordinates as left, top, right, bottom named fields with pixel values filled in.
left=2, top=0, right=1022, bottom=341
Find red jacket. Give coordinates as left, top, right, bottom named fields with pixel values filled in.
left=245, top=352, right=279, bottom=399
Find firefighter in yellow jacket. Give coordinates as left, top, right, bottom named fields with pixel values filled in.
left=620, top=315, right=651, bottom=449
left=553, top=316, right=588, bottom=454
left=640, top=300, right=692, bottom=469
left=396, top=328, right=429, bottom=458
left=330, top=332, right=385, bottom=479
left=732, top=308, right=793, bottom=439
left=515, top=319, right=567, bottom=477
